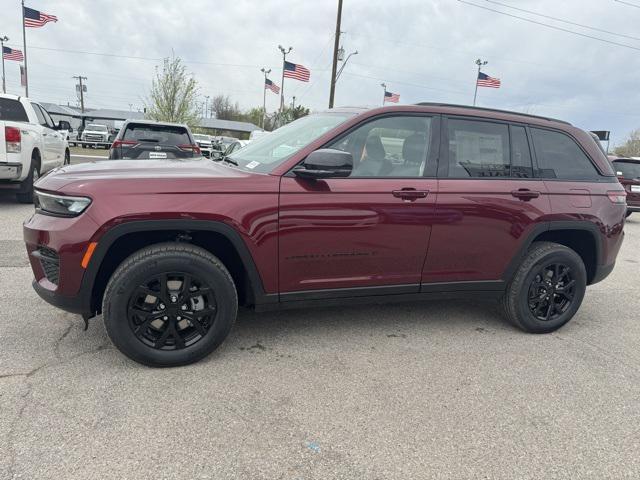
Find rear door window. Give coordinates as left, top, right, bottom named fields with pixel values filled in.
left=446, top=119, right=510, bottom=177
left=123, top=124, right=191, bottom=145
left=510, top=125, right=534, bottom=178
left=531, top=128, right=601, bottom=180
left=0, top=99, right=29, bottom=122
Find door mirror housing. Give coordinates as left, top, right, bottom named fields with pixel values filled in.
left=294, top=149, right=353, bottom=180
left=57, top=120, right=71, bottom=131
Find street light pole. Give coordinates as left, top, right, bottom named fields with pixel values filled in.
left=205, top=95, right=210, bottom=119
left=260, top=67, right=271, bottom=130
left=278, top=45, right=292, bottom=113
left=0, top=35, right=8, bottom=94
left=473, top=58, right=488, bottom=106
left=328, top=0, right=343, bottom=108
left=381, top=83, right=387, bottom=106
left=335, top=50, right=358, bottom=82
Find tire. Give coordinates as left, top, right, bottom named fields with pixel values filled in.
left=103, top=242, right=237, bottom=367
left=16, top=157, right=39, bottom=204
left=64, top=149, right=71, bottom=165
left=626, top=210, right=632, bottom=218
left=502, top=241, right=587, bottom=333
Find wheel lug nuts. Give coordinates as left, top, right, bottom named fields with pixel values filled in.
left=177, top=316, right=182, bottom=321
left=159, top=303, right=165, bottom=310
left=170, top=295, right=177, bottom=303
left=181, top=305, right=187, bottom=311
left=162, top=316, right=168, bottom=321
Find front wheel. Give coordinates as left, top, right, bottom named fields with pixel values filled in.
left=64, top=149, right=71, bottom=165
left=16, top=161, right=39, bottom=204
left=103, top=243, right=238, bottom=367
left=502, top=242, right=587, bottom=333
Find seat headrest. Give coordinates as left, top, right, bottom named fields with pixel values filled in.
left=402, top=134, right=427, bottom=165
left=364, top=135, right=386, bottom=161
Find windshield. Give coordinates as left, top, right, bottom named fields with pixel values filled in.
left=87, top=124, right=108, bottom=132
left=228, top=113, right=354, bottom=173
left=613, top=160, right=640, bottom=180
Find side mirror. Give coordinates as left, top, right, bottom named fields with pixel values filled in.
left=57, top=120, right=71, bottom=131
left=294, top=149, right=353, bottom=180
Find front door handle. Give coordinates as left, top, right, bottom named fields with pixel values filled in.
left=511, top=189, right=540, bottom=201
left=392, top=188, right=429, bottom=201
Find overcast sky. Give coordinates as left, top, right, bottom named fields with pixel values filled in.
left=2, top=0, right=640, bottom=145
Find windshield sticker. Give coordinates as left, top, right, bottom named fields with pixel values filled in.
left=246, top=161, right=260, bottom=169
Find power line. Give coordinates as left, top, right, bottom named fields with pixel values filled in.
left=484, top=0, right=640, bottom=41
left=614, top=0, right=640, bottom=9
left=458, top=0, right=640, bottom=52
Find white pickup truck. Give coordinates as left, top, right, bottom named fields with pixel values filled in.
left=0, top=94, right=70, bottom=203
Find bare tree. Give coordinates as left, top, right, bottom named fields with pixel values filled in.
left=210, top=95, right=242, bottom=120
left=145, top=55, right=199, bottom=126
left=615, top=128, right=640, bottom=157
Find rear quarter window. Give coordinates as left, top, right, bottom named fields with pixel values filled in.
left=123, top=124, right=191, bottom=144
left=531, top=128, right=601, bottom=180
left=0, top=99, right=29, bottom=122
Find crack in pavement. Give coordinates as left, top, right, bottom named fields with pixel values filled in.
left=2, top=321, right=113, bottom=480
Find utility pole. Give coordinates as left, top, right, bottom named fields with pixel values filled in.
left=260, top=67, right=271, bottom=130
left=205, top=95, right=210, bottom=119
left=278, top=45, right=292, bottom=113
left=381, top=83, right=387, bottom=106
left=0, top=35, right=8, bottom=94
left=473, top=58, right=487, bottom=106
left=73, top=76, right=87, bottom=113
left=328, top=0, right=343, bottom=108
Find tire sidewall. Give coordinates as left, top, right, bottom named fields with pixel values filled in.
left=104, top=252, right=237, bottom=367
left=514, top=248, right=587, bottom=332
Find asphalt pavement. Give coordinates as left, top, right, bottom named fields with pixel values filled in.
left=1, top=195, right=639, bottom=479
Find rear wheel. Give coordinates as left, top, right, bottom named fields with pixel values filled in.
left=64, top=149, right=71, bottom=165
left=16, top=157, right=39, bottom=204
left=626, top=210, right=632, bottom=218
left=502, top=242, right=586, bottom=333
left=103, top=243, right=237, bottom=367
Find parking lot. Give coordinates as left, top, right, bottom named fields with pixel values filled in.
left=0, top=195, right=639, bottom=479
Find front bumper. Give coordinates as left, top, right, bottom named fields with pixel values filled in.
left=32, top=278, right=86, bottom=315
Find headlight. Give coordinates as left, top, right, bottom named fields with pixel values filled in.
left=35, top=191, right=92, bottom=217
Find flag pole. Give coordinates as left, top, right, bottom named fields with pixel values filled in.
left=473, top=58, right=487, bottom=106
left=0, top=36, right=7, bottom=94
left=381, top=82, right=386, bottom=106
left=21, top=0, right=29, bottom=97
left=278, top=45, right=292, bottom=113
left=260, top=67, right=270, bottom=130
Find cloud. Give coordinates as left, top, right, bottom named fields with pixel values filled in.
left=2, top=0, right=639, bottom=145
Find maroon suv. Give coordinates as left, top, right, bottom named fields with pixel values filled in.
left=24, top=104, right=627, bottom=367
left=609, top=156, right=640, bottom=217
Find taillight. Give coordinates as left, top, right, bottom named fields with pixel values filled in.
left=5, top=126, right=21, bottom=153
left=607, top=190, right=627, bottom=204
left=111, top=139, right=136, bottom=149
left=178, top=144, right=201, bottom=155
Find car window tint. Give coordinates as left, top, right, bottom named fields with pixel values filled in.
left=447, top=119, right=509, bottom=178
left=123, top=124, right=191, bottom=144
left=0, top=99, right=29, bottom=122
left=31, top=103, right=47, bottom=126
left=328, top=116, right=432, bottom=178
left=531, top=128, right=601, bottom=180
left=510, top=125, right=534, bottom=178
left=613, top=160, right=640, bottom=180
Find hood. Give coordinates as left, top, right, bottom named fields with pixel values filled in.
left=35, top=158, right=274, bottom=194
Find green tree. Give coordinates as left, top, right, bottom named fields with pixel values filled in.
left=615, top=129, right=640, bottom=157
left=145, top=55, right=199, bottom=126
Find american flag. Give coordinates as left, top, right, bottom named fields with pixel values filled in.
left=2, top=47, right=24, bottom=62
left=265, top=78, right=280, bottom=94
left=24, top=6, right=58, bottom=28
left=283, top=61, right=310, bottom=82
left=384, top=91, right=400, bottom=103
left=477, top=72, right=501, bottom=88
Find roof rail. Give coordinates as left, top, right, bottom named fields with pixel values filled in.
left=413, top=102, right=571, bottom=125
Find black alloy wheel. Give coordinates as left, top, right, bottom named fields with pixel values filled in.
left=527, top=263, right=576, bottom=322
left=128, top=272, right=217, bottom=350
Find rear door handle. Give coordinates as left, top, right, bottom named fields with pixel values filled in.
left=511, top=189, right=540, bottom=200
left=392, top=189, right=429, bottom=201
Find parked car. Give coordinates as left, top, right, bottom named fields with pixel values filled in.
left=193, top=134, right=214, bottom=158
left=24, top=103, right=626, bottom=367
left=108, top=120, right=201, bottom=160
left=0, top=93, right=70, bottom=203
left=609, top=156, right=640, bottom=217
left=81, top=123, right=110, bottom=148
